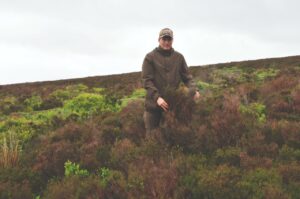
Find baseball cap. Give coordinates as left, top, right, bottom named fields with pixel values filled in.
left=159, top=28, right=173, bottom=39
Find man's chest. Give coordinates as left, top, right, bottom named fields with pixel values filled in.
left=152, top=54, right=182, bottom=74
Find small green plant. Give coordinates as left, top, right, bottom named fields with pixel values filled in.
left=98, top=167, right=111, bottom=187
left=64, top=160, right=89, bottom=177
left=35, top=195, right=41, bottom=199
left=239, top=102, right=266, bottom=123
left=96, top=167, right=126, bottom=189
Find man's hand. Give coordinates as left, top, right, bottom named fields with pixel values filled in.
left=193, top=91, right=201, bottom=101
left=157, top=97, right=169, bottom=112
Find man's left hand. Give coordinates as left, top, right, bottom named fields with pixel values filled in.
left=193, top=91, right=201, bottom=101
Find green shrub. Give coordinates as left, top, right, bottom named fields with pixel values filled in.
left=24, top=95, right=43, bottom=111
left=92, top=87, right=105, bottom=94
left=63, top=93, right=117, bottom=119
left=98, top=167, right=111, bottom=187
left=49, top=89, right=72, bottom=102
left=239, top=102, right=266, bottom=123
left=0, top=92, right=120, bottom=145
left=66, top=83, right=88, bottom=91
left=0, top=108, right=65, bottom=143
left=64, top=160, right=89, bottom=177
left=48, top=84, right=89, bottom=103
left=120, top=88, right=146, bottom=108
left=0, top=96, right=20, bottom=114
left=212, top=66, right=249, bottom=87
left=254, top=68, right=280, bottom=81
left=196, top=80, right=219, bottom=92
left=0, top=121, right=5, bottom=132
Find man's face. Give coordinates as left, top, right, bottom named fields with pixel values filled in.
left=158, top=36, right=173, bottom=50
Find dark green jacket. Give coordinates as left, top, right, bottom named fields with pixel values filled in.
left=141, top=45, right=199, bottom=112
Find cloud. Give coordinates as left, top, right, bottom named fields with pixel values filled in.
left=0, top=0, right=299, bottom=85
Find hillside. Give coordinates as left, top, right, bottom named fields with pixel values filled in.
left=0, top=55, right=299, bottom=199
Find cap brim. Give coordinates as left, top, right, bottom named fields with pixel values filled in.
left=159, top=35, right=173, bottom=38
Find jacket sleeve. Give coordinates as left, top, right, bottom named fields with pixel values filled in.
left=141, top=54, right=161, bottom=102
left=180, top=55, right=199, bottom=96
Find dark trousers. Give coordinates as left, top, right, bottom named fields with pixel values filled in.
left=143, top=109, right=163, bottom=135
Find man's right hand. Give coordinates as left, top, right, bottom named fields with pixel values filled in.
left=157, top=97, right=169, bottom=112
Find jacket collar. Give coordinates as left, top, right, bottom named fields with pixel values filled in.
left=155, top=45, right=174, bottom=56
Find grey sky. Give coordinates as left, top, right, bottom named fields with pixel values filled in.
left=1, top=0, right=299, bottom=85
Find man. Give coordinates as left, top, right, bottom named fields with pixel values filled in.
left=141, top=27, right=200, bottom=135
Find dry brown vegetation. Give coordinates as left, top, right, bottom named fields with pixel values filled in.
left=0, top=55, right=299, bottom=198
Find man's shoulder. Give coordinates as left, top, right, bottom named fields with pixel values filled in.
left=173, top=50, right=184, bottom=58
left=144, top=48, right=184, bottom=59
left=144, top=49, right=156, bottom=59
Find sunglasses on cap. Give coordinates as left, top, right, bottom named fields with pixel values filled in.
left=161, top=36, right=173, bottom=41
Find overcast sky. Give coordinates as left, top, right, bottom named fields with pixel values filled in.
left=0, top=0, right=299, bottom=85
